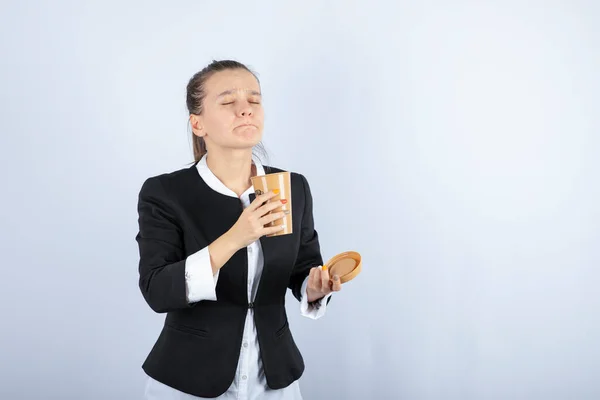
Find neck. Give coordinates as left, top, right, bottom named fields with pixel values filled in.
left=205, top=148, right=256, bottom=197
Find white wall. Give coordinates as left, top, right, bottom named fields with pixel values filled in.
left=1, top=1, right=598, bottom=399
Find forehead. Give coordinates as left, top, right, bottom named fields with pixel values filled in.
left=205, top=69, right=260, bottom=97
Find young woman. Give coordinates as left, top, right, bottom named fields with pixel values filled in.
left=136, top=60, right=342, bottom=399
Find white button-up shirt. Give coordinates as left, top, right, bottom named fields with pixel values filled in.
left=144, top=154, right=331, bottom=400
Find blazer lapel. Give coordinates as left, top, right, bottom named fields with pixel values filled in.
left=249, top=192, right=277, bottom=302
left=182, top=166, right=249, bottom=303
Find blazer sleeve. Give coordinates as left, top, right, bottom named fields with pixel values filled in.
left=136, top=176, right=194, bottom=313
left=288, top=174, right=325, bottom=302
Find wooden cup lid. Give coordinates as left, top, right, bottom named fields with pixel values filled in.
left=324, top=251, right=362, bottom=284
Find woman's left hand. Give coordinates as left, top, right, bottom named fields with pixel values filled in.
left=306, top=265, right=342, bottom=303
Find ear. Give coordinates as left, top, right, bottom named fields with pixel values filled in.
left=189, top=114, right=205, bottom=137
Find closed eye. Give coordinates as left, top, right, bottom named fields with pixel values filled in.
left=222, top=101, right=260, bottom=105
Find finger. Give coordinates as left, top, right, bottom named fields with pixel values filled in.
left=254, top=199, right=285, bottom=219
left=258, top=211, right=286, bottom=226
left=331, top=274, right=342, bottom=291
left=320, top=266, right=330, bottom=292
left=262, top=224, right=286, bottom=236
left=249, top=190, right=280, bottom=211
left=311, top=266, right=321, bottom=290
left=259, top=212, right=287, bottom=231
left=307, top=267, right=319, bottom=290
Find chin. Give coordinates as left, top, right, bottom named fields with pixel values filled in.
left=226, top=137, right=261, bottom=150
left=245, top=138, right=263, bottom=148
left=233, top=129, right=262, bottom=145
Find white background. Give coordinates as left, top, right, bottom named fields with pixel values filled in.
left=1, top=1, right=598, bottom=399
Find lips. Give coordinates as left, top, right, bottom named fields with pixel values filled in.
left=236, top=123, right=257, bottom=129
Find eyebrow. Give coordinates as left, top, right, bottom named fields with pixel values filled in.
left=217, top=89, right=262, bottom=98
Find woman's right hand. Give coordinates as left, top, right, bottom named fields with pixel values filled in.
left=227, top=190, right=286, bottom=250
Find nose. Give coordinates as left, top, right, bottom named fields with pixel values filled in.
left=237, top=102, right=253, bottom=117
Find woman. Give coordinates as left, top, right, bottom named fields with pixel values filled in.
left=136, top=60, right=342, bottom=399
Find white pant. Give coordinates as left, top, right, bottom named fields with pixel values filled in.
left=144, top=376, right=303, bottom=400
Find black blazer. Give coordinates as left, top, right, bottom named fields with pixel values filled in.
left=136, top=163, right=325, bottom=398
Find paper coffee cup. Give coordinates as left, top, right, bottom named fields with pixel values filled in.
left=250, top=171, right=292, bottom=237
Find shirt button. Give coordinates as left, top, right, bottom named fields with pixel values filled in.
left=243, top=342, right=248, bottom=348
left=242, top=375, right=247, bottom=380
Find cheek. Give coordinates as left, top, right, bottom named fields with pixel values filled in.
left=207, top=110, right=235, bottom=131
left=255, top=108, right=265, bottom=125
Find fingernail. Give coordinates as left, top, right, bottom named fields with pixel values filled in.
left=283, top=210, right=290, bottom=215
left=273, top=189, right=280, bottom=195
left=322, top=265, right=328, bottom=271
left=334, top=275, right=339, bottom=280
left=281, top=199, right=288, bottom=204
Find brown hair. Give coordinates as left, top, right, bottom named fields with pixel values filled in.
left=186, top=60, right=266, bottom=163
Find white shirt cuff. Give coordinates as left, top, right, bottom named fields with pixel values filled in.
left=184, top=246, right=219, bottom=303
left=299, top=274, right=331, bottom=319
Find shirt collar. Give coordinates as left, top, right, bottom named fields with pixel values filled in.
left=196, top=153, right=265, bottom=199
